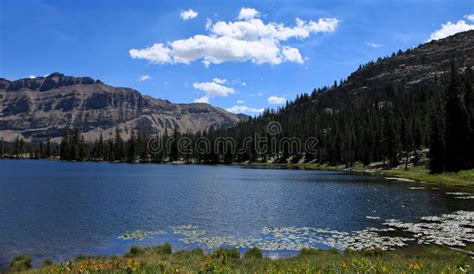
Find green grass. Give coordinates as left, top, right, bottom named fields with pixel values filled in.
left=15, top=244, right=474, bottom=273
left=383, top=165, right=474, bottom=187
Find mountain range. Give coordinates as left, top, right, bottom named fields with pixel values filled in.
left=0, top=73, right=243, bottom=141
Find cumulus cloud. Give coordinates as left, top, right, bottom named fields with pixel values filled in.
left=268, top=96, right=286, bottom=105
left=129, top=8, right=339, bottom=66
left=365, top=41, right=382, bottom=48
left=139, top=75, right=151, bottom=81
left=129, top=43, right=172, bottom=64
left=180, top=9, right=198, bottom=21
left=428, top=19, right=474, bottom=41
left=282, top=46, right=304, bottom=63
left=193, top=78, right=235, bottom=103
left=226, top=105, right=264, bottom=114
left=237, top=100, right=244, bottom=104
left=464, top=14, right=474, bottom=22
left=237, top=7, right=260, bottom=20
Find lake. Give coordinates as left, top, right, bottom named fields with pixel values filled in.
left=0, top=160, right=473, bottom=267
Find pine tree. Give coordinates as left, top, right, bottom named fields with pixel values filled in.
left=429, top=113, right=445, bottom=173
left=114, top=127, right=124, bottom=161
left=444, top=64, right=470, bottom=171
left=127, top=130, right=136, bottom=163
left=464, top=68, right=474, bottom=168
left=400, top=118, right=413, bottom=170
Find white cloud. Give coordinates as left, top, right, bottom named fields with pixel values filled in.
left=129, top=8, right=339, bottom=66
left=129, top=43, right=172, bottom=64
left=205, top=18, right=213, bottom=30
left=139, top=75, right=151, bottom=81
left=268, top=96, right=286, bottom=105
left=226, top=105, right=264, bottom=114
left=237, top=100, right=244, bottom=104
left=237, top=7, right=260, bottom=20
left=282, top=46, right=304, bottom=63
left=180, top=9, right=198, bottom=21
left=365, top=41, right=382, bottom=48
left=464, top=14, right=474, bottom=22
left=193, top=78, right=235, bottom=103
left=28, top=75, right=37, bottom=79
left=428, top=19, right=474, bottom=41
left=212, top=78, right=227, bottom=84
left=242, top=82, right=247, bottom=86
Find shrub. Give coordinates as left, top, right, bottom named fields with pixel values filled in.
left=156, top=243, right=172, bottom=255
left=299, top=248, right=323, bottom=256
left=10, top=255, right=32, bottom=271
left=125, top=245, right=144, bottom=257
left=244, top=247, right=263, bottom=259
left=75, top=254, right=88, bottom=261
left=42, top=259, right=53, bottom=267
left=211, top=247, right=240, bottom=261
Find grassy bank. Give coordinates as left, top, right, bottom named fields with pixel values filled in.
left=10, top=244, right=473, bottom=273
left=381, top=165, right=474, bottom=187
left=236, top=162, right=474, bottom=187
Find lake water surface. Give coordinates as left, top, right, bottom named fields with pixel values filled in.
left=0, top=160, right=473, bottom=267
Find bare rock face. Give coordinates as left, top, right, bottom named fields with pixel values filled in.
left=0, top=73, right=242, bottom=141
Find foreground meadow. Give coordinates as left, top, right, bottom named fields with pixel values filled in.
left=9, top=244, right=473, bottom=273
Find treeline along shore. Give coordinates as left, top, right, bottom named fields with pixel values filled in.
left=1, top=62, right=473, bottom=186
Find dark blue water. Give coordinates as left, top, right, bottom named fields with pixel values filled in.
left=0, top=160, right=472, bottom=267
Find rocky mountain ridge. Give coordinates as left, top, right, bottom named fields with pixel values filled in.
left=0, top=73, right=243, bottom=141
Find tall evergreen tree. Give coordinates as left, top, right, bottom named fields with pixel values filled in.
left=444, top=64, right=470, bottom=171
left=429, top=112, right=445, bottom=173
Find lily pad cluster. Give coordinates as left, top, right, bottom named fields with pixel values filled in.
left=118, top=230, right=164, bottom=241
left=118, top=211, right=474, bottom=252
left=383, top=210, right=474, bottom=246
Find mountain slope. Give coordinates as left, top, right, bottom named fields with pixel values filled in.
left=306, top=30, right=474, bottom=111
left=0, top=73, right=242, bottom=141
left=205, top=30, right=474, bottom=166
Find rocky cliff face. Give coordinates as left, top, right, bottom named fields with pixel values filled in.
left=0, top=73, right=242, bottom=141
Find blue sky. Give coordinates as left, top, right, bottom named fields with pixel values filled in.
left=1, top=0, right=473, bottom=114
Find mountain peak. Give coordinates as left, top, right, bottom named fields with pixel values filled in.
left=4, top=73, right=100, bottom=92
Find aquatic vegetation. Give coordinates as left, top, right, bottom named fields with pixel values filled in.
left=118, top=229, right=164, bottom=240
left=116, top=211, right=474, bottom=255
left=171, top=225, right=206, bottom=237
left=383, top=210, right=474, bottom=247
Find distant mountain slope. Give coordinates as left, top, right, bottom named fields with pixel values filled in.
left=0, top=73, right=242, bottom=141
left=305, top=30, right=474, bottom=110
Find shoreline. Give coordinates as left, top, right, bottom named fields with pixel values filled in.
left=2, top=157, right=473, bottom=188
left=233, top=162, right=474, bottom=188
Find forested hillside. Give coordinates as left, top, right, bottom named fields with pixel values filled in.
left=2, top=31, right=473, bottom=174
